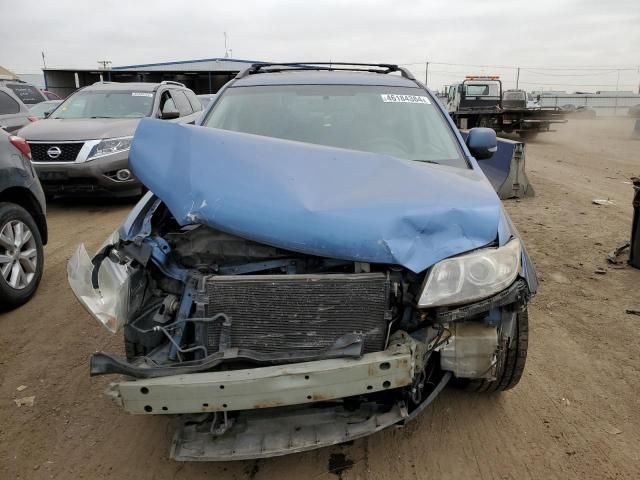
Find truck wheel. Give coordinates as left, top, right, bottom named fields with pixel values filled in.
left=519, top=131, right=538, bottom=141
left=478, top=117, right=491, bottom=128
left=460, top=309, right=529, bottom=393
left=0, top=203, right=45, bottom=311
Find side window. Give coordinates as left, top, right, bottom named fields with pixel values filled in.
left=185, top=90, right=202, bottom=112
left=0, top=91, right=20, bottom=114
left=6, top=84, right=46, bottom=105
left=172, top=90, right=193, bottom=116
left=159, top=90, right=178, bottom=115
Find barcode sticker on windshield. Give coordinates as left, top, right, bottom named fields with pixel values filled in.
left=132, top=92, right=153, bottom=97
left=381, top=94, right=431, bottom=104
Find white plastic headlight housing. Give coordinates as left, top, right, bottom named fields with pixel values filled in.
left=67, top=230, right=133, bottom=334
left=87, top=136, right=133, bottom=160
left=418, top=239, right=522, bottom=308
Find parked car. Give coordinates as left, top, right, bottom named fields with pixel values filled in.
left=29, top=100, right=63, bottom=119
left=0, top=130, right=47, bottom=310
left=0, top=86, right=37, bottom=133
left=68, top=63, right=538, bottom=460
left=18, top=81, right=203, bottom=198
left=0, top=79, right=47, bottom=105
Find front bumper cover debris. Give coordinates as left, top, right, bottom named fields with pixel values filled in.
left=169, top=371, right=452, bottom=461
left=171, top=402, right=409, bottom=461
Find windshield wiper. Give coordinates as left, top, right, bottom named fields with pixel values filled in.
left=412, top=159, right=440, bottom=164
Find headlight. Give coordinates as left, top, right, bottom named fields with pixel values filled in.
left=87, top=136, right=133, bottom=160
left=67, top=230, right=131, bottom=334
left=418, top=239, right=521, bottom=308
left=67, top=243, right=132, bottom=333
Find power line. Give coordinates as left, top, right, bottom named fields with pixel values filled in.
left=400, top=61, right=638, bottom=71
left=521, top=69, right=621, bottom=77
left=518, top=80, right=637, bottom=87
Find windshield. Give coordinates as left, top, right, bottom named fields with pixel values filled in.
left=464, top=82, right=500, bottom=98
left=204, top=85, right=466, bottom=168
left=51, top=89, right=154, bottom=119
left=29, top=101, right=61, bottom=117
left=504, top=91, right=525, bottom=101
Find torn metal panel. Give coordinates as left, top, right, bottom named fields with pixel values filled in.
left=108, top=340, right=414, bottom=414
left=129, top=119, right=506, bottom=274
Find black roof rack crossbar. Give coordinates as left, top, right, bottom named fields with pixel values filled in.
left=235, top=62, right=416, bottom=81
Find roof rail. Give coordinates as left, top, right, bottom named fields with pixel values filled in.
left=235, top=62, right=416, bottom=81
left=160, top=80, right=185, bottom=87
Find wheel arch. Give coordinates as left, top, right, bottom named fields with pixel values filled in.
left=0, top=187, right=48, bottom=245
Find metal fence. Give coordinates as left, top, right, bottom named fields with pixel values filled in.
left=539, top=94, right=640, bottom=116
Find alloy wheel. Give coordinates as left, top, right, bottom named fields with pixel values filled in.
left=0, top=220, right=38, bottom=290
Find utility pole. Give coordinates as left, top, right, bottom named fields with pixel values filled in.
left=97, top=60, right=112, bottom=70
left=224, top=32, right=230, bottom=58
left=516, top=67, right=520, bottom=90
left=425, top=61, right=429, bottom=87
left=41, top=51, right=46, bottom=69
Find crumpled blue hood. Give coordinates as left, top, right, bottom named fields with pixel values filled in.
left=129, top=119, right=508, bottom=273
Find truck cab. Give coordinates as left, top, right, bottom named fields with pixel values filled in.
left=446, top=76, right=502, bottom=114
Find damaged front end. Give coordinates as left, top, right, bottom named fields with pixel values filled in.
left=69, top=190, right=535, bottom=460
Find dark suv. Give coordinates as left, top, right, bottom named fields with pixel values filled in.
left=0, top=130, right=47, bottom=310
left=18, top=81, right=202, bottom=197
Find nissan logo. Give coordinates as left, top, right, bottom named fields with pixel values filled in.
left=47, top=146, right=62, bottom=159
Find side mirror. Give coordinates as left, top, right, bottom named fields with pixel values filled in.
left=161, top=110, right=180, bottom=120
left=466, top=127, right=497, bottom=160
left=44, top=111, right=52, bottom=118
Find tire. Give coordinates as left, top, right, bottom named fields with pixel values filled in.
left=461, top=309, right=529, bottom=393
left=478, top=116, right=491, bottom=128
left=0, top=203, right=45, bottom=311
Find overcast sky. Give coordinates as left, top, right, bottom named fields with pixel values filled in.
left=1, top=0, right=639, bottom=92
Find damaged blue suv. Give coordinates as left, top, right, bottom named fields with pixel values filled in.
left=68, top=63, right=538, bottom=461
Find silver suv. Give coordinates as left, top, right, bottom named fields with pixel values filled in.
left=18, top=81, right=202, bottom=197
left=0, top=86, right=37, bottom=134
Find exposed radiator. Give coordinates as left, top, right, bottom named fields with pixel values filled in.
left=196, top=273, right=389, bottom=355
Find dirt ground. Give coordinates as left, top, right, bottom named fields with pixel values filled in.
left=1, top=118, right=639, bottom=479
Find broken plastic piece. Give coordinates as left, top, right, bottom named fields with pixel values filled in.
left=67, top=244, right=132, bottom=333
left=14, top=396, right=35, bottom=407
left=592, top=199, right=615, bottom=206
